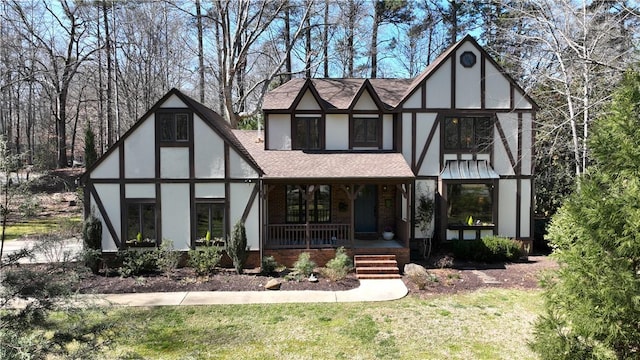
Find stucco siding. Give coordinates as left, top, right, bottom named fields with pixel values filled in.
left=425, top=58, right=451, bottom=108
left=297, top=90, right=321, bottom=110
left=401, top=113, right=412, bottom=165
left=160, top=148, right=189, bottom=178
left=267, top=114, right=291, bottom=150
left=159, top=94, right=187, bottom=108
left=91, top=147, right=119, bottom=179
left=326, top=114, right=348, bottom=150
left=230, top=183, right=259, bottom=250
left=382, top=114, right=393, bottom=150
left=125, top=184, right=155, bottom=198
left=194, top=115, right=225, bottom=178
left=520, top=180, right=532, bottom=238
left=161, top=184, right=191, bottom=250
left=124, top=116, right=155, bottom=178
left=485, top=59, right=511, bottom=109
left=455, top=43, right=481, bottom=108
left=498, top=179, right=517, bottom=237
left=521, top=113, right=533, bottom=176
left=353, top=90, right=378, bottom=110
left=94, top=184, right=120, bottom=251
left=229, top=149, right=259, bottom=179
left=195, top=183, right=225, bottom=198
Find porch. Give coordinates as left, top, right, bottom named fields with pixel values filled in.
left=265, top=223, right=406, bottom=249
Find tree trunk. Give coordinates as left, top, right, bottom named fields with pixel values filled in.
left=196, top=0, right=205, bottom=103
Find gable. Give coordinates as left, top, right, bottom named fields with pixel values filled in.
left=353, top=89, right=379, bottom=110
left=296, top=89, right=321, bottom=110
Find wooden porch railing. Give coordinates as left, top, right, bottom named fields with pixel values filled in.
left=266, top=224, right=350, bottom=249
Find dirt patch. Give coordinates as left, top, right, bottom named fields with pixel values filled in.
left=73, top=267, right=360, bottom=294
left=403, top=255, right=557, bottom=297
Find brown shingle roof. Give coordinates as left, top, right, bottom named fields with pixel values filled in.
left=233, top=130, right=415, bottom=181
left=262, top=78, right=412, bottom=111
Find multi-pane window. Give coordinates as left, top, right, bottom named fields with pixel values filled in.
left=286, top=185, right=331, bottom=223
left=352, top=117, right=379, bottom=146
left=444, top=116, right=492, bottom=152
left=293, top=117, right=321, bottom=150
left=127, top=202, right=156, bottom=242
left=196, top=202, right=225, bottom=240
left=446, top=183, right=493, bottom=226
left=158, top=112, right=189, bottom=142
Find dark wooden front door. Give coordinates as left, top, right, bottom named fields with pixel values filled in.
left=355, top=185, right=377, bottom=233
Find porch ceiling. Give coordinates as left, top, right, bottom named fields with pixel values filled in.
left=233, top=130, right=415, bottom=182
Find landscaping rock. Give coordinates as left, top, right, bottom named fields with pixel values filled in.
left=308, top=274, right=318, bottom=283
left=265, top=278, right=282, bottom=290
left=404, top=263, right=428, bottom=276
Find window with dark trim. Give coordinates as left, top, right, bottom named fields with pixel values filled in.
left=158, top=111, right=190, bottom=142
left=446, top=183, right=494, bottom=226
left=286, top=185, right=331, bottom=223
left=352, top=117, right=379, bottom=147
left=126, top=202, right=156, bottom=243
left=444, top=116, right=492, bottom=152
left=293, top=117, right=321, bottom=150
left=195, top=202, right=225, bottom=240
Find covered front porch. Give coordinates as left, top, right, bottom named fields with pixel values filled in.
left=262, top=181, right=413, bottom=254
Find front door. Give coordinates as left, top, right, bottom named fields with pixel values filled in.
left=355, top=185, right=377, bottom=232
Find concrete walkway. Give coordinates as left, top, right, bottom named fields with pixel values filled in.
left=82, top=279, right=408, bottom=307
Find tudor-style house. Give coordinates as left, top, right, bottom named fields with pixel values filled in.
left=83, top=35, right=536, bottom=271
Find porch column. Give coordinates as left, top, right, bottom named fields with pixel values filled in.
left=301, top=185, right=316, bottom=250
left=397, top=182, right=412, bottom=247
left=340, top=184, right=363, bottom=249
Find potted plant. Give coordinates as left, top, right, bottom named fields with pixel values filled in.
left=382, top=226, right=394, bottom=240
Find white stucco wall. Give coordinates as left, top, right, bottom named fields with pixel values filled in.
left=403, top=87, right=422, bottom=108
left=353, top=90, right=378, bottom=110
left=160, top=148, right=189, bottom=178
left=229, top=149, right=259, bottom=179
left=514, top=90, right=533, bottom=109
left=415, top=113, right=438, bottom=176
left=485, top=59, right=511, bottom=109
left=94, top=184, right=120, bottom=252
left=194, top=115, right=225, bottom=178
left=91, top=147, right=119, bottom=179
left=161, top=184, right=191, bottom=250
left=520, top=180, right=532, bottom=238
left=159, top=94, right=187, bottom=108
left=124, top=116, right=155, bottom=178
left=297, top=90, right=321, bottom=110
left=325, top=114, right=348, bottom=150
left=401, top=113, right=412, bottom=166
left=230, top=183, right=259, bottom=250
left=426, top=59, right=451, bottom=108
left=125, top=184, right=155, bottom=198
left=455, top=43, right=481, bottom=108
left=195, top=183, right=225, bottom=198
left=267, top=114, right=291, bottom=150
left=521, top=113, right=533, bottom=176
left=498, top=179, right=517, bottom=237
left=382, top=114, right=393, bottom=150
left=493, top=113, right=518, bottom=176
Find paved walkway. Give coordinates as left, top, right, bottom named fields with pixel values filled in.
left=81, top=279, right=408, bottom=307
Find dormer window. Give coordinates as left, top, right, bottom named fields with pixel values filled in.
left=158, top=111, right=190, bottom=142
left=352, top=116, right=380, bottom=147
left=293, top=116, right=322, bottom=150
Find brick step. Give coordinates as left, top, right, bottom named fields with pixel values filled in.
left=354, top=254, right=396, bottom=261
left=357, top=273, right=402, bottom=280
left=356, top=266, right=400, bottom=274
left=354, top=254, right=400, bottom=280
left=355, top=260, right=398, bottom=268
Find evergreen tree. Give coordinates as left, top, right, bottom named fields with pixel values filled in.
left=530, top=71, right=640, bottom=359
left=84, top=126, right=97, bottom=168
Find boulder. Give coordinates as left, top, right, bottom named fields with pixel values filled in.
left=265, top=278, right=282, bottom=290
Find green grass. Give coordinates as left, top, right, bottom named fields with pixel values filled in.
left=98, top=289, right=542, bottom=359
left=0, top=216, right=82, bottom=240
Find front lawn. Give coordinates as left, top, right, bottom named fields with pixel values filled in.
left=101, top=288, right=541, bottom=359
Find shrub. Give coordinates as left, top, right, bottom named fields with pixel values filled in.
left=287, top=252, right=316, bottom=281
left=261, top=255, right=279, bottom=274
left=321, top=247, right=352, bottom=281
left=450, top=236, right=521, bottom=263
left=118, top=250, right=157, bottom=277
left=82, top=214, right=102, bottom=250
left=155, top=240, right=181, bottom=277
left=188, top=246, right=222, bottom=275
left=226, top=221, right=249, bottom=274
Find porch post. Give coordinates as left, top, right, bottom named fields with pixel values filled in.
left=303, top=185, right=316, bottom=250
left=405, top=182, right=412, bottom=248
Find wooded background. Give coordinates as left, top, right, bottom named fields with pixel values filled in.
left=0, top=0, right=638, bottom=216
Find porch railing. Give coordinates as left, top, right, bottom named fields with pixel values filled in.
left=266, top=224, right=350, bottom=249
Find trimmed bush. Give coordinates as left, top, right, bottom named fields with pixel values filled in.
left=226, top=221, right=249, bottom=274
left=450, top=236, right=522, bottom=263
left=321, top=247, right=352, bottom=281
left=286, top=252, right=316, bottom=281
left=261, top=255, right=279, bottom=274
left=188, top=246, right=223, bottom=275
left=117, top=250, right=158, bottom=277
left=156, top=240, right=181, bottom=276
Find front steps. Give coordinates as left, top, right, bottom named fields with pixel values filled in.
left=354, top=254, right=401, bottom=279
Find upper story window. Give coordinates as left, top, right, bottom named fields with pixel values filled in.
left=158, top=111, right=190, bottom=142
left=293, top=116, right=321, bottom=150
left=444, top=116, right=492, bottom=152
left=352, top=117, right=379, bottom=147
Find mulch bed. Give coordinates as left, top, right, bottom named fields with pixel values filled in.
left=66, top=255, right=556, bottom=296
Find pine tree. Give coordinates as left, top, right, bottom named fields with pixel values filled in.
left=84, top=126, right=98, bottom=168
left=530, top=71, right=640, bottom=359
